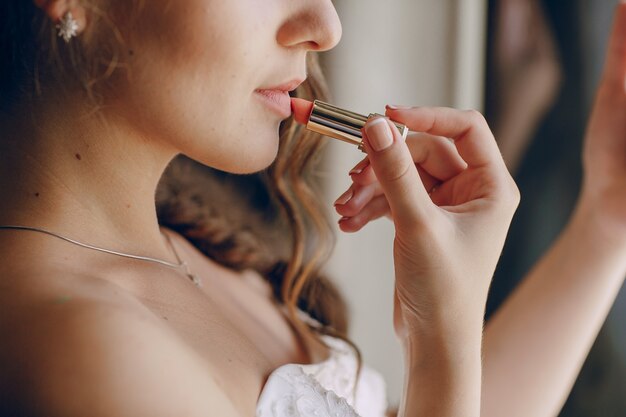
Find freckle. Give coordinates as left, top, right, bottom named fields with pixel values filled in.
left=163, top=316, right=168, bottom=321
left=129, top=49, right=135, bottom=56
left=34, top=192, right=40, bottom=197
left=75, top=153, right=82, bottom=160
left=126, top=204, right=131, bottom=209
left=227, top=358, right=233, bottom=363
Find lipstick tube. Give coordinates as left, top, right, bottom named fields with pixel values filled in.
left=305, top=100, right=409, bottom=152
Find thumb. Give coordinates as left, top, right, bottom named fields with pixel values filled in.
left=362, top=117, right=433, bottom=229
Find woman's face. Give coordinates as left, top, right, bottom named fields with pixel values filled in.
left=110, top=0, right=342, bottom=173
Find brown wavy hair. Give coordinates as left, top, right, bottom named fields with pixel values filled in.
left=155, top=54, right=360, bottom=359
left=1, top=0, right=364, bottom=385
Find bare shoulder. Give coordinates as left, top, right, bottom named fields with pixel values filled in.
left=0, top=272, right=241, bottom=417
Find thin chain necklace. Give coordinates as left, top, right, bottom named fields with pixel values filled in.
left=0, top=225, right=202, bottom=287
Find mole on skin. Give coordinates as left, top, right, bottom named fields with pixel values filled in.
left=75, top=153, right=82, bottom=160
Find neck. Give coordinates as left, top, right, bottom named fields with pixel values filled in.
left=0, top=97, right=180, bottom=263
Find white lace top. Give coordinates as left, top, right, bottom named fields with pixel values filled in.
left=256, top=311, right=388, bottom=417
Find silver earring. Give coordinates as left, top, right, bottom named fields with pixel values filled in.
left=56, top=11, right=79, bottom=43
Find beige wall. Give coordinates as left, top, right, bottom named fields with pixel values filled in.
left=321, top=0, right=487, bottom=406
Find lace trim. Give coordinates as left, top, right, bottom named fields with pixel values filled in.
left=257, top=306, right=388, bottom=417
left=280, top=306, right=359, bottom=402
left=256, top=364, right=361, bottom=417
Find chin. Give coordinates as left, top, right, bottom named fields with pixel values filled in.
left=214, top=141, right=280, bottom=175
left=183, top=122, right=282, bottom=174
left=236, top=148, right=279, bottom=174
left=235, top=126, right=282, bottom=173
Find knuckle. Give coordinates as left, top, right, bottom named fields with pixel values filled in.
left=509, top=186, right=522, bottom=209
left=340, top=203, right=361, bottom=218
left=499, top=177, right=521, bottom=209
left=377, top=153, right=412, bottom=183
left=349, top=214, right=367, bottom=231
left=512, top=182, right=521, bottom=204
left=352, top=173, right=375, bottom=187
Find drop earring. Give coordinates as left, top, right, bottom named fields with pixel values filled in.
left=56, top=11, right=79, bottom=43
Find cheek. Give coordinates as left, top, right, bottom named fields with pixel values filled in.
left=181, top=96, right=283, bottom=174
left=115, top=1, right=280, bottom=173
left=121, top=70, right=281, bottom=174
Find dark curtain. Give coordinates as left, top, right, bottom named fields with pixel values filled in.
left=485, top=0, right=626, bottom=415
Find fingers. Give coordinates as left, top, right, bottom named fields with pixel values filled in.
left=336, top=168, right=438, bottom=219
left=338, top=195, right=391, bottom=233
left=385, top=106, right=504, bottom=169
left=339, top=108, right=516, bottom=233
left=349, top=158, right=370, bottom=176
left=340, top=122, right=472, bottom=230
left=350, top=132, right=466, bottom=187
left=334, top=182, right=381, bottom=217
left=415, top=165, right=441, bottom=195
left=350, top=158, right=377, bottom=186
left=360, top=117, right=433, bottom=227
left=602, top=1, right=626, bottom=87
left=405, top=132, right=467, bottom=181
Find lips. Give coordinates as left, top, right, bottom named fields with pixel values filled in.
left=258, top=79, right=306, bottom=93
left=254, top=89, right=292, bottom=119
left=254, top=78, right=305, bottom=119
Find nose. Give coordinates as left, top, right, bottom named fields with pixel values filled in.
left=277, top=0, right=343, bottom=52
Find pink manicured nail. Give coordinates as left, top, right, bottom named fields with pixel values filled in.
left=365, top=118, right=393, bottom=151
left=334, top=188, right=354, bottom=206
left=349, top=159, right=370, bottom=175
left=386, top=104, right=413, bottom=110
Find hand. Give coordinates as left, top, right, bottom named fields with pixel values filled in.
left=578, top=1, right=626, bottom=244
left=334, top=108, right=519, bottom=339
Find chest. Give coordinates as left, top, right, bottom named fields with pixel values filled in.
left=160, top=228, right=311, bottom=365
left=130, top=260, right=311, bottom=409
left=146, top=280, right=308, bottom=416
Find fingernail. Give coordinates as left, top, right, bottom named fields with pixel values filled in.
left=349, top=159, right=370, bottom=175
left=334, top=188, right=353, bottom=206
left=386, top=104, right=413, bottom=110
left=365, top=117, right=393, bottom=151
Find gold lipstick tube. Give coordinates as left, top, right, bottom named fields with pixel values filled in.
left=305, top=100, right=409, bottom=152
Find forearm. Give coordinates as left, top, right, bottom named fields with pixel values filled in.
left=493, top=90, right=552, bottom=173
left=481, top=202, right=626, bottom=417
left=399, top=323, right=484, bottom=417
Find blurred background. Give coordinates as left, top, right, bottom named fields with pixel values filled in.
left=319, top=0, right=626, bottom=415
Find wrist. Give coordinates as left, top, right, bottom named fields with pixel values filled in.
left=395, top=296, right=486, bottom=343
left=561, top=199, right=626, bottom=277
left=400, top=326, right=483, bottom=417
left=570, top=196, right=626, bottom=253
left=400, top=316, right=484, bottom=361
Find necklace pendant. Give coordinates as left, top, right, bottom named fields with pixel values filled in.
left=189, top=274, right=202, bottom=287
